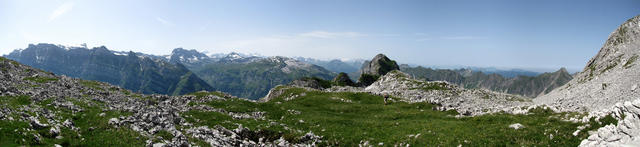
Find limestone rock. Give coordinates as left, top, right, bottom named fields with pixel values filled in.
left=509, top=123, right=524, bottom=130
left=535, top=15, right=640, bottom=112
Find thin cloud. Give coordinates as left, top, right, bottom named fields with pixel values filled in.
left=299, top=31, right=366, bottom=38
left=155, top=17, right=174, bottom=26
left=49, top=2, right=74, bottom=22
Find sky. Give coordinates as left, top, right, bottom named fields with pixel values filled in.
left=1, top=0, right=639, bottom=72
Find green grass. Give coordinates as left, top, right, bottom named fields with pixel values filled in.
left=155, top=130, right=174, bottom=140
left=185, top=87, right=603, bottom=146
left=23, top=76, right=58, bottom=83
left=624, top=55, right=638, bottom=69
left=0, top=57, right=20, bottom=66
left=413, top=82, right=451, bottom=91
left=0, top=95, right=31, bottom=109
left=189, top=91, right=228, bottom=99
left=0, top=97, right=145, bottom=146
left=80, top=80, right=105, bottom=91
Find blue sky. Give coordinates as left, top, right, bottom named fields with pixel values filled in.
left=1, top=0, right=639, bottom=72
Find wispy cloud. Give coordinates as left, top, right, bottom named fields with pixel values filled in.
left=299, top=31, right=366, bottom=38
left=49, top=2, right=74, bottom=22
left=155, top=17, right=174, bottom=26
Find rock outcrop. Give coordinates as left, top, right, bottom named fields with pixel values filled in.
left=535, top=15, right=640, bottom=112
left=332, top=72, right=355, bottom=86
left=359, top=54, right=400, bottom=76
left=579, top=100, right=640, bottom=146
left=358, top=54, right=399, bottom=86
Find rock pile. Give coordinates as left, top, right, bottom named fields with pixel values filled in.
left=364, top=71, right=532, bottom=116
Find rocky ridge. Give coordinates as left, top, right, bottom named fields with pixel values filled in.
left=531, top=15, right=640, bottom=146
left=535, top=15, right=640, bottom=112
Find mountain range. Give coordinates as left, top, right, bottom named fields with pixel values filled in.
left=3, top=44, right=571, bottom=99
left=4, top=46, right=337, bottom=99
left=400, top=65, right=573, bottom=98
left=1, top=14, right=640, bottom=146
left=4, top=44, right=212, bottom=96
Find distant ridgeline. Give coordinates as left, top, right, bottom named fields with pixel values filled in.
left=4, top=44, right=213, bottom=96
left=400, top=65, right=573, bottom=98
left=4, top=45, right=336, bottom=99
left=167, top=48, right=336, bottom=99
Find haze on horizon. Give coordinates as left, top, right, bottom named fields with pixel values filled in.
left=1, top=0, right=639, bottom=73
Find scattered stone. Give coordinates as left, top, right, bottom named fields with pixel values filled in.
left=108, top=118, right=119, bottom=126
left=29, top=117, right=48, bottom=129
left=509, top=123, right=524, bottom=130
left=49, top=126, right=61, bottom=136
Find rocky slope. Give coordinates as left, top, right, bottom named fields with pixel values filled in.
left=0, top=56, right=321, bottom=146
left=4, top=44, right=213, bottom=96
left=534, top=15, right=640, bottom=112
left=401, top=65, right=573, bottom=98
left=362, top=71, right=532, bottom=116
left=529, top=15, right=640, bottom=146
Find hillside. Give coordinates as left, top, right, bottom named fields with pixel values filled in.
left=531, top=15, right=640, bottom=146
left=535, top=15, right=640, bottom=112
left=401, top=65, right=573, bottom=98
left=3, top=44, right=213, bottom=95
left=0, top=56, right=615, bottom=146
left=167, top=48, right=337, bottom=99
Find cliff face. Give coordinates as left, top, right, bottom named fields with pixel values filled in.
left=535, top=15, right=640, bottom=112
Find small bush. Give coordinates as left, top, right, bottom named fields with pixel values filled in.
left=357, top=74, right=379, bottom=87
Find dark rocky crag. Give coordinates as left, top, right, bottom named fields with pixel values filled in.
left=357, top=54, right=400, bottom=86
left=332, top=72, right=355, bottom=86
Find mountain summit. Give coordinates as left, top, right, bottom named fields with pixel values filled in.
left=357, top=54, right=400, bottom=86
left=360, top=54, right=400, bottom=76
